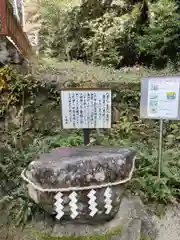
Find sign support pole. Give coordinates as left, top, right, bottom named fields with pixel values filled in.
left=158, top=118, right=163, bottom=178
left=140, top=77, right=180, bottom=178
left=83, top=129, right=90, bottom=146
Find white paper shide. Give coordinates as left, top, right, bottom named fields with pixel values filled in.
left=147, top=79, right=180, bottom=119
left=61, top=89, right=112, bottom=129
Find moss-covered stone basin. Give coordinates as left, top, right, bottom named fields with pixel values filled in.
left=22, top=147, right=136, bottom=224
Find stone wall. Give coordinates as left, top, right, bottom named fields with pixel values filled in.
left=0, top=37, right=24, bottom=65
left=0, top=38, right=9, bottom=65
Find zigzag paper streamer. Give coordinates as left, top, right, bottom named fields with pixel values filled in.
left=69, top=191, right=78, bottom=219
left=54, top=192, right=64, bottom=220
left=104, top=187, right=112, bottom=214
left=87, top=189, right=98, bottom=217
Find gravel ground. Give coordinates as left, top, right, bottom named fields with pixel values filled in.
left=1, top=201, right=180, bottom=240
left=152, top=205, right=180, bottom=240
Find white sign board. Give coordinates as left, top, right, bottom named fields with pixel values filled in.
left=61, top=89, right=112, bottom=129
left=140, top=76, right=180, bottom=120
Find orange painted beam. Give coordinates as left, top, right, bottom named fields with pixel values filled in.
left=0, top=0, right=36, bottom=61
left=7, top=5, right=34, bottom=58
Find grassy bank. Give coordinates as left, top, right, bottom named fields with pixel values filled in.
left=0, top=60, right=180, bottom=227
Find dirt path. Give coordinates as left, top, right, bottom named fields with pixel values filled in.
left=24, top=0, right=41, bottom=53
left=1, top=204, right=180, bottom=240
left=154, top=205, right=180, bottom=240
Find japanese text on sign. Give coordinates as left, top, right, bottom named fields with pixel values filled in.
left=61, top=89, right=112, bottom=129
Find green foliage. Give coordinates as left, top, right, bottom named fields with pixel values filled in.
left=1, top=62, right=180, bottom=227
left=40, top=0, right=82, bottom=60
left=0, top=188, right=40, bottom=227
left=39, top=0, right=141, bottom=67
left=137, top=0, right=180, bottom=68
left=0, top=65, right=39, bottom=119
left=140, top=232, right=155, bottom=240
left=82, top=8, right=139, bottom=67
left=35, top=225, right=123, bottom=240
left=39, top=0, right=180, bottom=68
left=1, top=121, right=180, bottom=226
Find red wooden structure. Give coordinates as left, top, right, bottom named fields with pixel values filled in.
left=0, top=0, right=35, bottom=60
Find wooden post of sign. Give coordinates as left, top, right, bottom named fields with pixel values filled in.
left=83, top=129, right=91, bottom=146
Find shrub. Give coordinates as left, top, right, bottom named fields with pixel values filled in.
left=136, top=0, right=180, bottom=68
left=39, top=0, right=180, bottom=69
left=0, top=65, right=39, bottom=119
left=2, top=61, right=180, bottom=228
left=82, top=8, right=140, bottom=67
left=39, top=0, right=142, bottom=67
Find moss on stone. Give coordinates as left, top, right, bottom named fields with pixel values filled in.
left=140, top=232, right=155, bottom=240
left=34, top=224, right=123, bottom=240
left=36, top=236, right=109, bottom=240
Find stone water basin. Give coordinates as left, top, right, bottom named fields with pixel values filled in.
left=22, top=147, right=136, bottom=224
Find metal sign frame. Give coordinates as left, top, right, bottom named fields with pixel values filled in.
left=140, top=76, right=180, bottom=178
left=140, top=76, right=180, bottom=120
